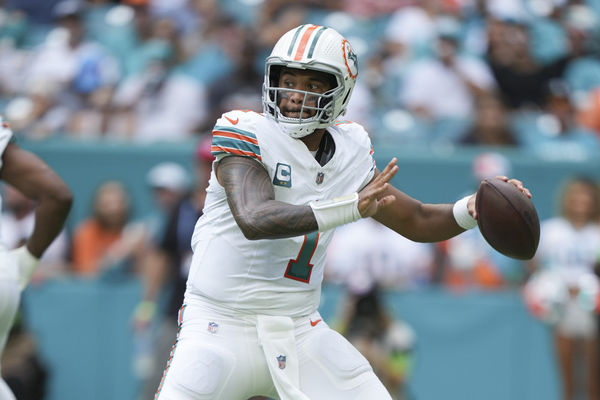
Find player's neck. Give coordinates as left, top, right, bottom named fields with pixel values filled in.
left=300, top=129, right=326, bottom=151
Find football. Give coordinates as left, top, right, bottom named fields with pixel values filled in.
left=475, top=178, right=540, bottom=260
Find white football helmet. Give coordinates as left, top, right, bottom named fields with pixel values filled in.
left=262, top=24, right=358, bottom=138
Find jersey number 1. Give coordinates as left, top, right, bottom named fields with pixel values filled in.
left=284, top=232, right=319, bottom=283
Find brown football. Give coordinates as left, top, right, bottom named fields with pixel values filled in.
left=475, top=178, right=540, bottom=260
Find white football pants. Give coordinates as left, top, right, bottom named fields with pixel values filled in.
left=154, top=300, right=392, bottom=400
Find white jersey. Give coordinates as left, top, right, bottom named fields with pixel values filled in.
left=185, top=110, right=376, bottom=317
left=536, top=217, right=600, bottom=287
left=0, top=118, right=16, bottom=383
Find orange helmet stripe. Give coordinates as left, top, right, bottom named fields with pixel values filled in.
left=294, top=25, right=319, bottom=61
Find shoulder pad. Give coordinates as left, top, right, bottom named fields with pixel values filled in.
left=212, top=110, right=262, bottom=161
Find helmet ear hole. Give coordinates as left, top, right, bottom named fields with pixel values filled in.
left=268, top=65, right=282, bottom=105
left=327, top=75, right=338, bottom=90
left=269, top=65, right=282, bottom=88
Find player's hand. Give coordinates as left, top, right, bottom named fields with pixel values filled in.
left=469, top=176, right=532, bottom=220
left=498, top=176, right=532, bottom=198
left=358, top=158, right=398, bottom=218
left=466, top=194, right=477, bottom=220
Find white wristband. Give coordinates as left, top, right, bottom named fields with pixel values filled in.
left=309, top=193, right=361, bottom=232
left=453, top=195, right=477, bottom=230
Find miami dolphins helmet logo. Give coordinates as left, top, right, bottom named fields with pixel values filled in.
left=342, top=39, right=358, bottom=79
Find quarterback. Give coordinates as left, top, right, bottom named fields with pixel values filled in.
left=155, top=25, right=530, bottom=400
left=0, top=118, right=72, bottom=399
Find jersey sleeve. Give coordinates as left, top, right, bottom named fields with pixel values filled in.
left=349, top=122, right=376, bottom=190
left=211, top=110, right=261, bottom=162
left=360, top=142, right=376, bottom=190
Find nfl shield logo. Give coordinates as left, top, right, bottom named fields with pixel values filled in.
left=316, top=172, right=324, bottom=185
left=276, top=355, right=286, bottom=370
left=207, top=322, right=219, bottom=334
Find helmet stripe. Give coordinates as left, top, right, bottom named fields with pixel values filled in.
left=294, top=24, right=319, bottom=61
left=307, top=26, right=327, bottom=58
left=287, top=24, right=306, bottom=57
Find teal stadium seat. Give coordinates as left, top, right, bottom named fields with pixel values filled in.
left=564, top=57, right=600, bottom=97
left=371, top=108, right=431, bottom=147
left=430, top=116, right=473, bottom=145
left=180, top=44, right=234, bottom=85
left=219, top=0, right=263, bottom=27
left=21, top=23, right=54, bottom=49
left=528, top=17, right=568, bottom=65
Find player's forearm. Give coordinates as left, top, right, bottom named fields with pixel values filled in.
left=234, top=200, right=318, bottom=240
left=27, top=191, right=72, bottom=258
left=218, top=155, right=319, bottom=240
left=375, top=199, right=464, bottom=243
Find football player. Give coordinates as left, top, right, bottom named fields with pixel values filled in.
left=0, top=118, right=72, bottom=399
left=155, top=25, right=530, bottom=400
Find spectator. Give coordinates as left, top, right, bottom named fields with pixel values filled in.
left=485, top=17, right=569, bottom=110
left=560, top=4, right=600, bottom=103
left=0, top=8, right=30, bottom=95
left=383, top=0, right=443, bottom=59
left=516, top=79, right=600, bottom=158
left=530, top=177, right=600, bottom=400
left=134, top=161, right=191, bottom=307
left=142, top=161, right=191, bottom=240
left=400, top=16, right=496, bottom=122
left=131, top=161, right=190, bottom=389
left=458, top=91, right=519, bottom=146
left=108, top=16, right=207, bottom=142
left=19, top=0, right=120, bottom=138
left=71, top=180, right=142, bottom=276
left=254, top=2, right=308, bottom=51
left=342, top=0, right=410, bottom=20
left=203, top=33, right=263, bottom=129
left=577, top=86, right=600, bottom=138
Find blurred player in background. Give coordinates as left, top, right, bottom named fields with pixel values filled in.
left=338, top=286, right=416, bottom=400
left=154, top=25, right=530, bottom=400
left=529, top=177, right=600, bottom=400
left=0, top=184, right=71, bottom=282
left=0, top=117, right=72, bottom=399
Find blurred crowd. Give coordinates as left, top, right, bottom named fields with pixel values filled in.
left=0, top=0, right=598, bottom=157
left=1, top=0, right=600, bottom=399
